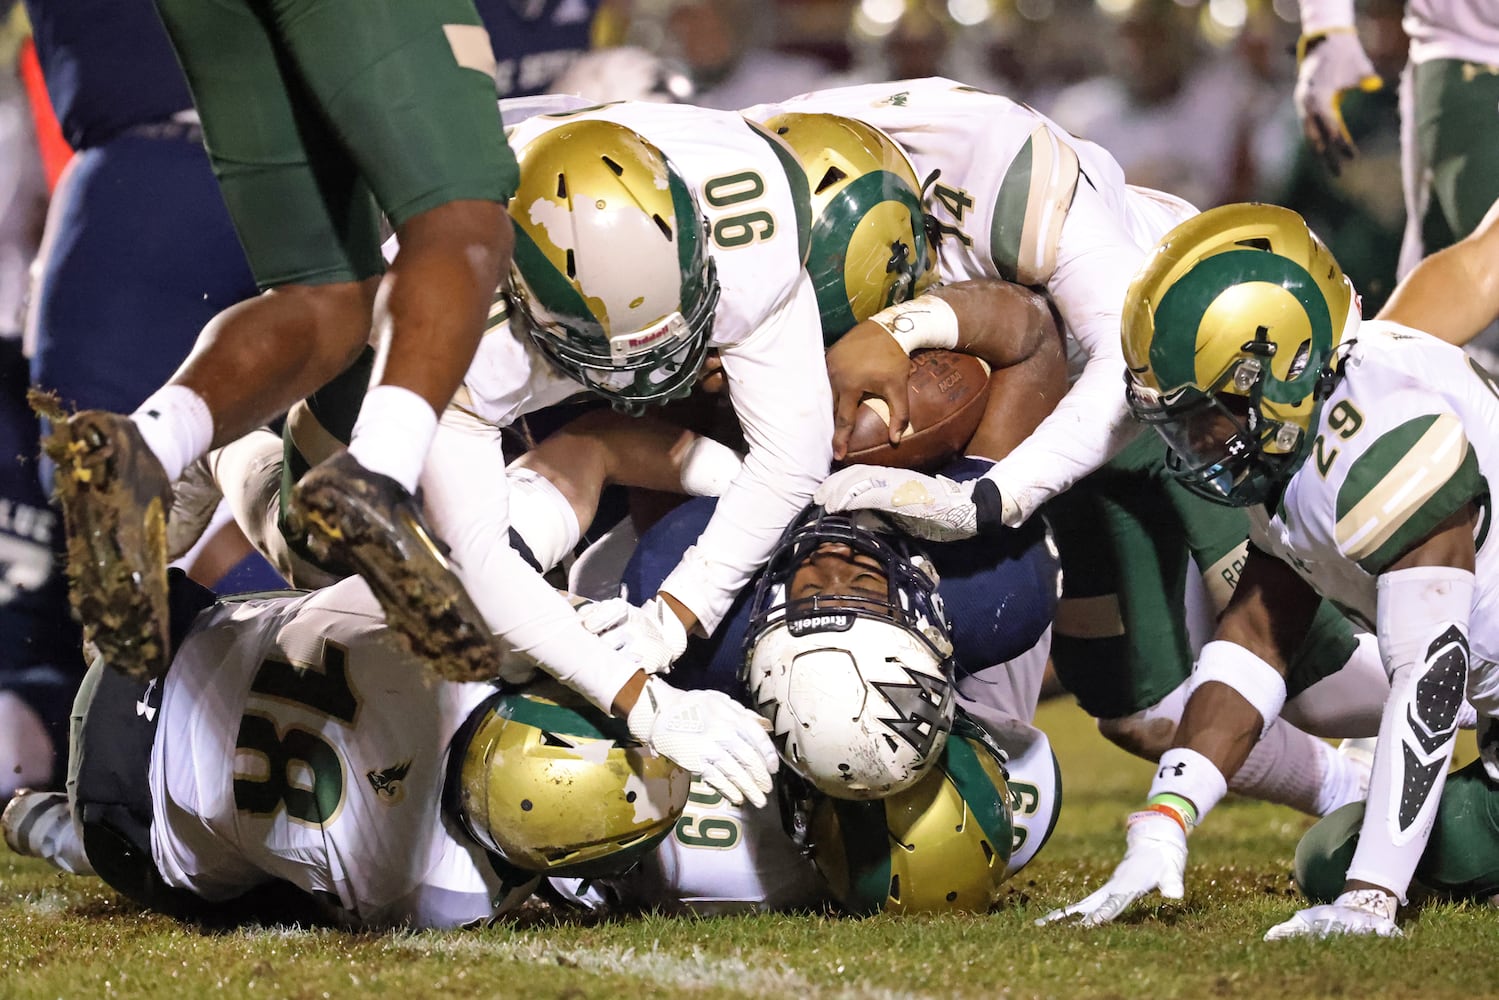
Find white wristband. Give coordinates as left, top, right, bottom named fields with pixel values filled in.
left=1149, top=747, right=1229, bottom=821
left=1190, top=640, right=1287, bottom=737
left=868, top=295, right=960, bottom=356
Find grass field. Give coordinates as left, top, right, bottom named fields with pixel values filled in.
left=4, top=696, right=1493, bottom=1000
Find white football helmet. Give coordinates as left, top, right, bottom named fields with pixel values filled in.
left=742, top=505, right=956, bottom=800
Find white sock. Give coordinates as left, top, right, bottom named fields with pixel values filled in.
left=1229, top=717, right=1366, bottom=816
left=678, top=435, right=744, bottom=498
left=347, top=385, right=438, bottom=493
left=131, top=385, right=213, bottom=483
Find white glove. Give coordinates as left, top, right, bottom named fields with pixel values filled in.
left=576, top=595, right=689, bottom=675
left=1294, top=29, right=1382, bottom=176
left=1263, top=889, right=1401, bottom=940
left=814, top=466, right=1011, bottom=542
left=626, top=676, right=777, bottom=808
left=1036, top=810, right=1187, bottom=926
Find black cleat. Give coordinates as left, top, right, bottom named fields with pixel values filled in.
left=40, top=407, right=172, bottom=680
left=288, top=451, right=500, bottom=682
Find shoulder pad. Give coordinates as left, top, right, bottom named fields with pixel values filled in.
left=990, top=125, right=1080, bottom=286
left=1335, top=413, right=1484, bottom=573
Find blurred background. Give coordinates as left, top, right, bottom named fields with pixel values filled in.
left=594, top=0, right=1406, bottom=309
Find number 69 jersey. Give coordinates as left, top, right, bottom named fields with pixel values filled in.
left=148, top=578, right=521, bottom=930
left=1247, top=324, right=1499, bottom=669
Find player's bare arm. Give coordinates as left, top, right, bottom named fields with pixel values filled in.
left=1173, top=548, right=1320, bottom=782
left=509, top=410, right=742, bottom=541
left=1377, top=196, right=1499, bottom=347
left=827, top=280, right=1056, bottom=457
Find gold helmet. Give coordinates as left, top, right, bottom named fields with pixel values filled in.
left=507, top=118, right=720, bottom=415
left=1121, top=203, right=1358, bottom=507
left=760, top=112, right=936, bottom=345
left=452, top=681, right=691, bottom=878
left=806, top=714, right=1013, bottom=914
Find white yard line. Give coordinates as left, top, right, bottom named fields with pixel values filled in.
left=386, top=934, right=931, bottom=999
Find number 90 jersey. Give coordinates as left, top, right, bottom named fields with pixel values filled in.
left=1248, top=325, right=1499, bottom=666
left=501, top=100, right=813, bottom=351
left=148, top=579, right=520, bottom=929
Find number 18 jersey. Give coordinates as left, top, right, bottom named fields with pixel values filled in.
left=148, top=578, right=518, bottom=929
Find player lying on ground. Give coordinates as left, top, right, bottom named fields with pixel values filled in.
left=2, top=572, right=689, bottom=930
left=746, top=83, right=1388, bottom=820
left=1042, top=202, right=1498, bottom=940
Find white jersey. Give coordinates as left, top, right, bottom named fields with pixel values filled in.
left=149, top=578, right=525, bottom=929
left=488, top=101, right=832, bottom=634
left=744, top=78, right=1198, bottom=523
left=1405, top=0, right=1499, bottom=65
left=1247, top=324, right=1499, bottom=667
left=611, top=713, right=1061, bottom=914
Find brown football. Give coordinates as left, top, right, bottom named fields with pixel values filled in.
left=837, top=349, right=993, bottom=472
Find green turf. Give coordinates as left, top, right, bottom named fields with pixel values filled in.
left=4, top=698, right=1493, bottom=1000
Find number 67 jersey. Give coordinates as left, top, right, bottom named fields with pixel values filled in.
left=147, top=578, right=522, bottom=929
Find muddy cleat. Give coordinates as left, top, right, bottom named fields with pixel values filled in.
left=289, top=451, right=500, bottom=682
left=41, top=408, right=172, bottom=680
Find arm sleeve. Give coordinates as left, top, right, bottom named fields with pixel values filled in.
left=979, top=179, right=1147, bottom=525
left=1346, top=566, right=1475, bottom=901
left=658, top=278, right=833, bottom=634
left=420, top=409, right=638, bottom=712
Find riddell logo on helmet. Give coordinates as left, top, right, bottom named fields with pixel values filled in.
left=787, top=612, right=855, bottom=636
left=611, top=313, right=688, bottom=360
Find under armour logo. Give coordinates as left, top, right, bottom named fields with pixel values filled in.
left=1158, top=762, right=1186, bottom=779
left=135, top=678, right=159, bottom=722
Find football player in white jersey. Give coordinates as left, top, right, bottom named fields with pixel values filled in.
left=3, top=571, right=690, bottom=930
left=1043, top=202, right=1499, bottom=939
left=744, top=81, right=1385, bottom=823
left=1292, top=0, right=1499, bottom=272
left=194, top=97, right=942, bottom=814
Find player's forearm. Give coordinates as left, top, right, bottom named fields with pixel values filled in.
left=931, top=280, right=1060, bottom=370
left=1376, top=198, right=1499, bottom=346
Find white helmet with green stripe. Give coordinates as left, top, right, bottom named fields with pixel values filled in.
left=507, top=118, right=721, bottom=415
left=1122, top=203, right=1360, bottom=506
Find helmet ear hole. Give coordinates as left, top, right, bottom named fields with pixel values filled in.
left=815, top=166, right=847, bottom=193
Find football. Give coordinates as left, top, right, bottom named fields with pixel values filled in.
left=837, top=349, right=993, bottom=472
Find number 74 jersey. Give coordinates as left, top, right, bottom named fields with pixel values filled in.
left=1247, top=324, right=1499, bottom=668
left=147, top=578, right=518, bottom=929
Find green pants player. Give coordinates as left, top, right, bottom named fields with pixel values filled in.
left=1045, top=430, right=1386, bottom=818
left=44, top=0, right=518, bottom=683
left=1296, top=758, right=1499, bottom=905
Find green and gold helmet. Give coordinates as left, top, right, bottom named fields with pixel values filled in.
left=807, top=714, right=1013, bottom=915
left=452, top=681, right=691, bottom=878
left=761, top=112, right=936, bottom=345
left=507, top=119, right=721, bottom=415
left=1122, top=203, right=1359, bottom=507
